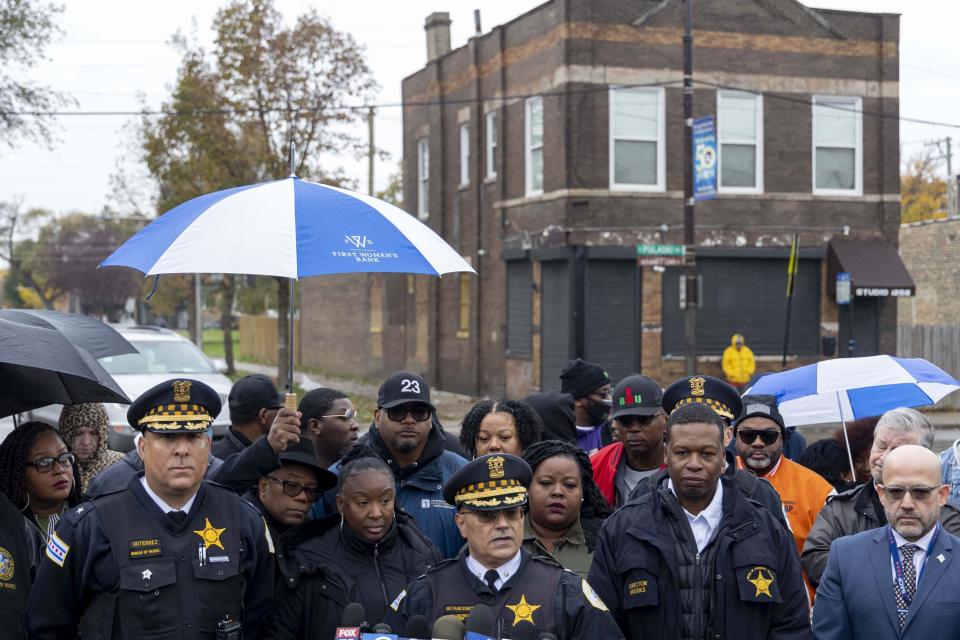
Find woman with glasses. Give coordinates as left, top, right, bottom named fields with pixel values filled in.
left=459, top=399, right=544, bottom=459
left=522, top=440, right=612, bottom=579
left=58, top=403, right=123, bottom=491
left=0, top=421, right=81, bottom=543
left=261, top=444, right=441, bottom=639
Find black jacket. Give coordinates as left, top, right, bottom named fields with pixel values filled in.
left=0, top=492, right=40, bottom=640
left=588, top=475, right=811, bottom=640
left=211, top=428, right=252, bottom=459
left=263, top=510, right=442, bottom=637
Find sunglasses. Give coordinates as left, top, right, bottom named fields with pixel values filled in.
left=461, top=506, right=525, bottom=524
left=322, top=407, right=357, bottom=421
left=29, top=452, right=77, bottom=473
left=265, top=475, right=322, bottom=500
left=385, top=404, right=432, bottom=423
left=737, top=429, right=781, bottom=445
left=880, top=485, right=940, bottom=502
left=617, top=412, right=666, bottom=429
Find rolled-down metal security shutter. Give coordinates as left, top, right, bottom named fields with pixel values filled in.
left=540, top=260, right=573, bottom=390
left=662, top=257, right=821, bottom=355
left=506, top=260, right=533, bottom=356
left=583, top=259, right=639, bottom=383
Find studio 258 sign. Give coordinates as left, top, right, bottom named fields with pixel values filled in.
left=692, top=116, right=717, bottom=201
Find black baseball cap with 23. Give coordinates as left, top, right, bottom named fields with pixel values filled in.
left=377, top=370, right=437, bottom=411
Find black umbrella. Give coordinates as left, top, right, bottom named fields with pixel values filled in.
left=0, top=309, right=136, bottom=359
left=0, top=318, right=131, bottom=418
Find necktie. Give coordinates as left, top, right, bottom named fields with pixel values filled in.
left=895, top=544, right=918, bottom=628
left=168, top=511, right=187, bottom=525
left=484, top=569, right=500, bottom=592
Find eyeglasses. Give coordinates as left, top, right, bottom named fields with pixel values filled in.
left=28, top=452, right=77, bottom=473
left=322, top=407, right=357, bottom=421
left=461, top=506, right=525, bottom=524
left=265, top=475, right=322, bottom=500
left=385, top=404, right=432, bottom=423
left=880, top=485, right=940, bottom=502
left=737, top=429, right=781, bottom=445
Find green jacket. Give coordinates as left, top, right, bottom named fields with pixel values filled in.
left=521, top=518, right=594, bottom=580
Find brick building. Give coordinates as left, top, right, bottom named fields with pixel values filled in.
left=307, top=0, right=909, bottom=398
left=899, top=217, right=960, bottom=326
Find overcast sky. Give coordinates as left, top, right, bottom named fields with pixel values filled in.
left=1, top=0, right=957, bottom=217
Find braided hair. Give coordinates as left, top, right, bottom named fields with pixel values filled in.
left=522, top=439, right=611, bottom=553
left=459, top=399, right=544, bottom=459
left=299, top=387, right=349, bottom=424
left=336, top=443, right=394, bottom=494
left=0, top=421, right=82, bottom=513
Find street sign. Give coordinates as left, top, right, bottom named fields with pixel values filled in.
left=637, top=244, right=685, bottom=267
left=836, top=272, right=851, bottom=305
left=693, top=116, right=717, bottom=201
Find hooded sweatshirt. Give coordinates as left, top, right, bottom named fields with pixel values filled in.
left=721, top=333, right=756, bottom=385
left=58, top=403, right=124, bottom=491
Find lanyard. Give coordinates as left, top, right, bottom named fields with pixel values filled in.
left=887, top=524, right=939, bottom=610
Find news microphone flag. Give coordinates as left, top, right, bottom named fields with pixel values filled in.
left=465, top=633, right=496, bottom=640
left=335, top=629, right=361, bottom=640
left=361, top=634, right=398, bottom=640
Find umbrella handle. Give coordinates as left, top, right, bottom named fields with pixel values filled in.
left=285, top=393, right=297, bottom=411
left=835, top=392, right=857, bottom=480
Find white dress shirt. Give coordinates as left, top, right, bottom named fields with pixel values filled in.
left=668, top=478, right=725, bottom=552
left=140, top=476, right=198, bottom=515
left=466, top=549, right=522, bottom=591
left=890, top=524, right=939, bottom=586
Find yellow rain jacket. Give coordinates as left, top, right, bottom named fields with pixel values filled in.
left=722, top=333, right=755, bottom=385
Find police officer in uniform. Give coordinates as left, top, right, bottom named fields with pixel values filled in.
left=386, top=453, right=623, bottom=638
left=27, top=379, right=276, bottom=639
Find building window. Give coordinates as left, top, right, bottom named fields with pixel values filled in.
left=457, top=273, right=471, bottom=338
left=485, top=111, right=497, bottom=179
left=813, top=96, right=862, bottom=195
left=718, top=91, right=763, bottom=192
left=459, top=123, right=470, bottom=187
left=417, top=138, right=429, bottom=219
left=609, top=86, right=665, bottom=191
left=525, top=97, right=543, bottom=195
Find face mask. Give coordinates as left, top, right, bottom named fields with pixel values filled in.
left=586, top=398, right=612, bottom=426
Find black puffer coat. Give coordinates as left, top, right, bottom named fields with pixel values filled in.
left=262, top=510, right=442, bottom=638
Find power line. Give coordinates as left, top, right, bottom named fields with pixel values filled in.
left=5, top=77, right=960, bottom=131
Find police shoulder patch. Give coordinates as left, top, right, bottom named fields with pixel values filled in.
left=390, top=589, right=407, bottom=611
left=46, top=531, right=71, bottom=568
left=581, top=578, right=609, bottom=611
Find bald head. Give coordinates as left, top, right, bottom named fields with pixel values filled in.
left=879, top=444, right=948, bottom=541
left=882, top=445, right=941, bottom=485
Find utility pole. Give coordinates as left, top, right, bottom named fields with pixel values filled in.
left=682, top=0, right=698, bottom=375
left=367, top=107, right=376, bottom=196
left=946, top=137, right=955, bottom=217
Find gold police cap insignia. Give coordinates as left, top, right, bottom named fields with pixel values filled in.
left=689, top=376, right=706, bottom=397
left=172, top=380, right=193, bottom=403
left=487, top=455, right=506, bottom=479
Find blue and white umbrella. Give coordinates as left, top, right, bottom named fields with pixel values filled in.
left=746, top=355, right=960, bottom=427
left=101, top=177, right=475, bottom=278
left=747, top=355, right=960, bottom=475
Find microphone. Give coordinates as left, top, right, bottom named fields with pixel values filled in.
left=405, top=615, right=431, bottom=640
left=508, top=621, right=536, bottom=640
left=536, top=634, right=558, bottom=640
left=335, top=602, right=366, bottom=640
left=431, top=614, right=466, bottom=640
left=464, top=604, right=496, bottom=640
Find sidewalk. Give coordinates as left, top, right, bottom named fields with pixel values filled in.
left=234, top=360, right=478, bottom=428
